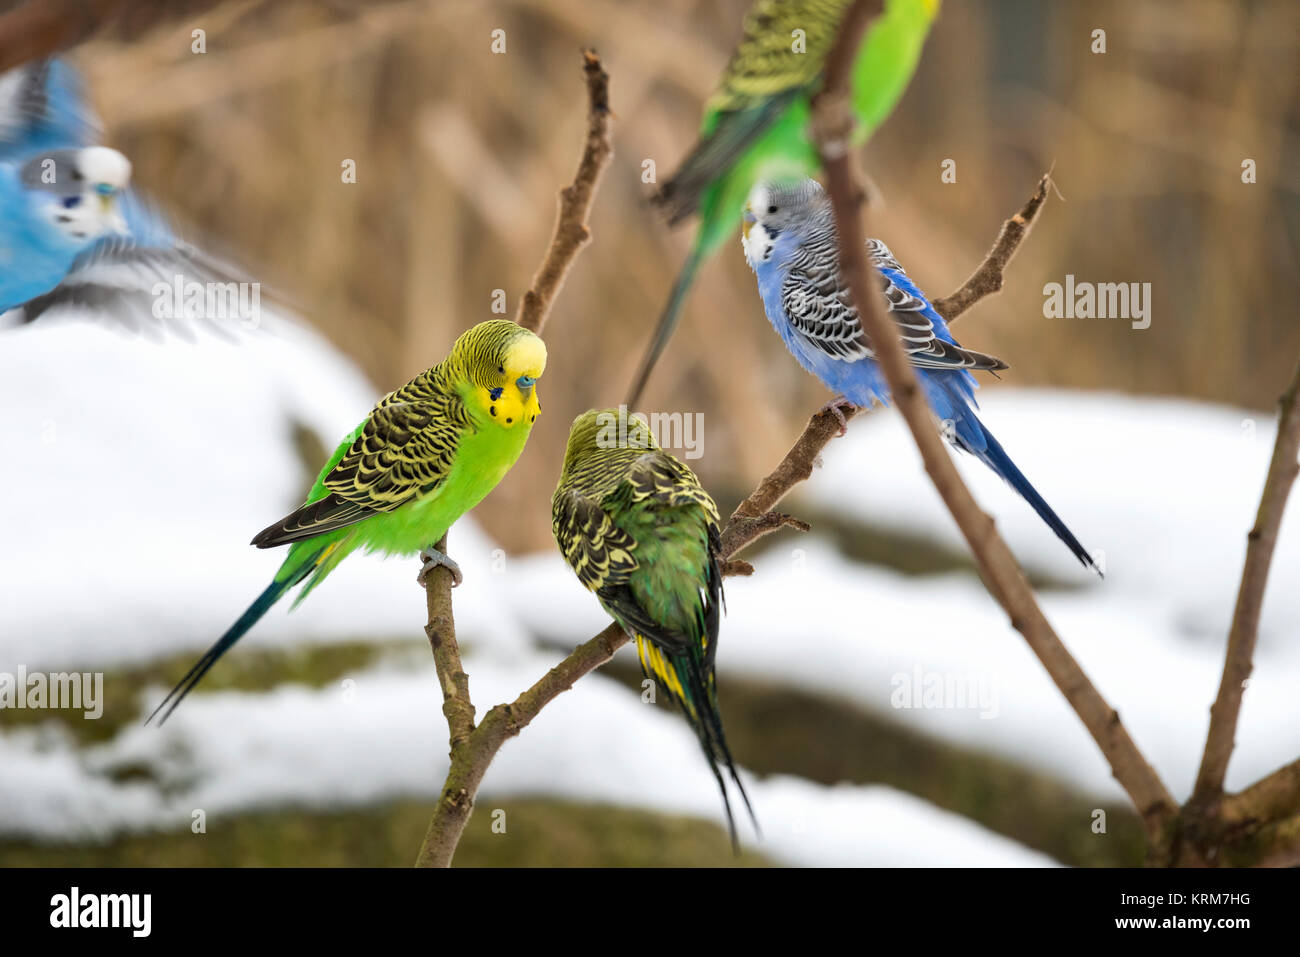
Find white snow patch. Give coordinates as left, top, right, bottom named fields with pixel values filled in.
left=1, top=659, right=1053, bottom=867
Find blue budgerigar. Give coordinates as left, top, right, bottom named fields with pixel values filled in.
left=0, top=58, right=241, bottom=326
left=0, top=146, right=133, bottom=311
left=742, top=178, right=1099, bottom=573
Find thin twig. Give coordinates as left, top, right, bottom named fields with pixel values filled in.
left=515, top=49, right=613, bottom=334
left=416, top=49, right=613, bottom=867
left=932, top=174, right=1052, bottom=324
left=414, top=408, right=853, bottom=864
left=413, top=416, right=871, bottom=837
left=1193, top=356, right=1300, bottom=803
left=810, top=0, right=1178, bottom=841
left=725, top=407, right=858, bottom=531
left=413, top=408, right=830, bottom=865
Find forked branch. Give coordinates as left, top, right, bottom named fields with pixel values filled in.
left=417, top=48, right=614, bottom=868
left=1194, top=357, right=1300, bottom=803
left=809, top=0, right=1178, bottom=841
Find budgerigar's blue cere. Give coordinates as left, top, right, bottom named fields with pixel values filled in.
left=742, top=177, right=1099, bottom=574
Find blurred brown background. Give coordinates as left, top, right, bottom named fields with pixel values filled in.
left=66, top=0, right=1300, bottom=551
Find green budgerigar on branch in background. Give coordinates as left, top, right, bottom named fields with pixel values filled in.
left=148, top=319, right=547, bottom=726
left=626, top=0, right=940, bottom=405
left=552, top=408, right=756, bottom=848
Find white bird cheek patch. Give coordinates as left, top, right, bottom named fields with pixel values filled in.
left=742, top=223, right=776, bottom=266
left=43, top=194, right=103, bottom=245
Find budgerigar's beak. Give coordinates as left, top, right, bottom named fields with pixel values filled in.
left=99, top=191, right=128, bottom=234
left=97, top=186, right=117, bottom=214
left=741, top=207, right=756, bottom=240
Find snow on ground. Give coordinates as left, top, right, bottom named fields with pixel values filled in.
left=513, top=536, right=1300, bottom=804
left=4, top=316, right=1296, bottom=864
left=805, top=389, right=1300, bottom=656
left=510, top=391, right=1300, bottom=802
left=0, top=314, right=525, bottom=672
left=0, top=656, right=1055, bottom=867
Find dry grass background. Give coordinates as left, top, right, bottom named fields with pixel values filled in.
left=60, top=0, right=1300, bottom=551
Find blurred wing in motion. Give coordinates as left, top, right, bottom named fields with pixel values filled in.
left=0, top=58, right=100, bottom=159
left=10, top=232, right=260, bottom=339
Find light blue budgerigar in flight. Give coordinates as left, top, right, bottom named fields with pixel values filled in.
left=742, top=178, right=1099, bottom=574
left=0, top=58, right=240, bottom=326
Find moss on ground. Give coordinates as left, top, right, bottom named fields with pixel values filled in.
left=600, top=659, right=1146, bottom=867
left=3, top=633, right=1142, bottom=866
left=0, top=640, right=399, bottom=746
left=0, top=799, right=770, bottom=867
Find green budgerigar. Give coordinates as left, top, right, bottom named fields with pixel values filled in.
left=148, top=318, right=547, bottom=725
left=552, top=408, right=755, bottom=846
left=626, top=0, right=940, bottom=405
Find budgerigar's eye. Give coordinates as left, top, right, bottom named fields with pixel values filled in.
left=767, top=205, right=777, bottom=214
left=62, top=195, right=82, bottom=209
left=497, top=365, right=505, bottom=374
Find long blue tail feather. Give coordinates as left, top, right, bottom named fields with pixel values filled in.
left=970, top=421, right=1100, bottom=575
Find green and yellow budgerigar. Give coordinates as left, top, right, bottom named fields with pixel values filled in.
left=552, top=408, right=755, bottom=847
left=148, top=318, right=547, bottom=725
left=626, top=0, right=940, bottom=405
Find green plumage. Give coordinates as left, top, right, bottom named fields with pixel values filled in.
left=552, top=408, right=755, bottom=847
left=149, top=318, right=547, bottom=724
left=627, top=0, right=940, bottom=404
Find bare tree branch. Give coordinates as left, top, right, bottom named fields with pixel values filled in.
left=412, top=405, right=860, bottom=865
left=412, top=409, right=878, bottom=861
left=410, top=18, right=1100, bottom=863
left=515, top=49, right=613, bottom=334
left=1221, top=756, right=1300, bottom=828
left=413, top=534, right=476, bottom=869
left=412, top=405, right=836, bottom=865
left=1225, top=810, right=1300, bottom=867
left=809, top=0, right=1179, bottom=841
left=417, top=6, right=1095, bottom=869
left=932, top=174, right=1052, bottom=324
left=418, top=9, right=1300, bottom=868
left=1194, top=356, right=1300, bottom=803
left=416, top=49, right=613, bottom=868
left=724, top=406, right=857, bottom=534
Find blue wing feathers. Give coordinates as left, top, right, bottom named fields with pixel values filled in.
left=747, top=186, right=1098, bottom=574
